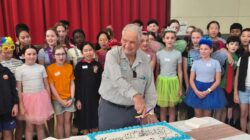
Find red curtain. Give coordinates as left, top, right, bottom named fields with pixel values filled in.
left=0, top=0, right=170, bottom=44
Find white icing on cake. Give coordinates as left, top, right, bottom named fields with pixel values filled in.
left=95, top=126, right=179, bottom=140
left=88, top=122, right=190, bottom=140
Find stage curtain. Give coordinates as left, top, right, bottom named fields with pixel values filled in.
left=0, top=0, right=170, bottom=44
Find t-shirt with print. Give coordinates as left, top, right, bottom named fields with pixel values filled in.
left=47, top=63, right=75, bottom=100
left=191, top=58, right=221, bottom=83
left=157, top=49, right=182, bottom=77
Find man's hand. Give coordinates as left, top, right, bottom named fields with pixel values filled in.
left=133, top=94, right=147, bottom=115
left=141, top=114, right=158, bottom=124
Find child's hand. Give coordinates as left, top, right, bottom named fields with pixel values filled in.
left=76, top=100, right=82, bottom=110
left=234, top=91, right=240, bottom=104
left=12, top=104, right=18, bottom=117
left=199, top=91, right=207, bottom=99
left=20, top=105, right=25, bottom=116
left=185, top=86, right=189, bottom=93
left=60, top=100, right=68, bottom=107
left=179, top=90, right=183, bottom=97
left=195, top=90, right=206, bottom=99
left=66, top=99, right=73, bottom=107
left=203, top=90, right=210, bottom=96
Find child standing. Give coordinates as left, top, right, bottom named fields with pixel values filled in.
left=237, top=28, right=250, bottom=57
left=47, top=46, right=76, bottom=138
left=0, top=37, right=23, bottom=73
left=139, top=31, right=156, bottom=70
left=234, top=41, right=250, bottom=133
left=67, top=29, right=85, bottom=67
left=185, top=38, right=227, bottom=117
left=38, top=28, right=59, bottom=68
left=156, top=28, right=183, bottom=122
left=75, top=42, right=102, bottom=134
left=207, top=21, right=225, bottom=48
left=1, top=37, right=24, bottom=140
left=220, top=36, right=240, bottom=123
left=14, top=24, right=31, bottom=62
left=229, top=23, right=242, bottom=37
left=15, top=46, right=54, bottom=140
left=182, top=28, right=203, bottom=119
left=183, top=28, right=203, bottom=90
left=0, top=64, right=18, bottom=140
left=0, top=38, right=19, bottom=140
left=95, top=31, right=110, bottom=68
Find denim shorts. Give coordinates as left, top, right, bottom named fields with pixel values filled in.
left=52, top=100, right=76, bottom=115
left=0, top=118, right=16, bottom=132
left=239, top=86, right=250, bottom=104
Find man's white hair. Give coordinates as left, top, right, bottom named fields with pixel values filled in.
left=122, top=24, right=142, bottom=41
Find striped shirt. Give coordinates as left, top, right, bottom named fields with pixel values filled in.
left=1, top=58, right=23, bottom=74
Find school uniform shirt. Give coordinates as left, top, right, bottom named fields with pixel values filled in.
left=47, top=63, right=75, bottom=100
left=99, top=46, right=157, bottom=109
left=0, top=64, right=18, bottom=116
left=74, top=60, right=103, bottom=130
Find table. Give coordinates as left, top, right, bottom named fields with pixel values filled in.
left=170, top=117, right=250, bottom=140
left=45, top=117, right=250, bottom=140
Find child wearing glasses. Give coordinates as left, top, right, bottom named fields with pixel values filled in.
left=47, top=45, right=75, bottom=138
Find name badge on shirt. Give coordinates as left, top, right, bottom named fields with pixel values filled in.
left=82, top=65, right=88, bottom=69
left=164, top=58, right=170, bottom=62
left=54, top=71, right=61, bottom=76
left=93, top=65, right=98, bottom=73
left=206, top=63, right=212, bottom=67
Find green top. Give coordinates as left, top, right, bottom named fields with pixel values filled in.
left=220, top=53, right=238, bottom=89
